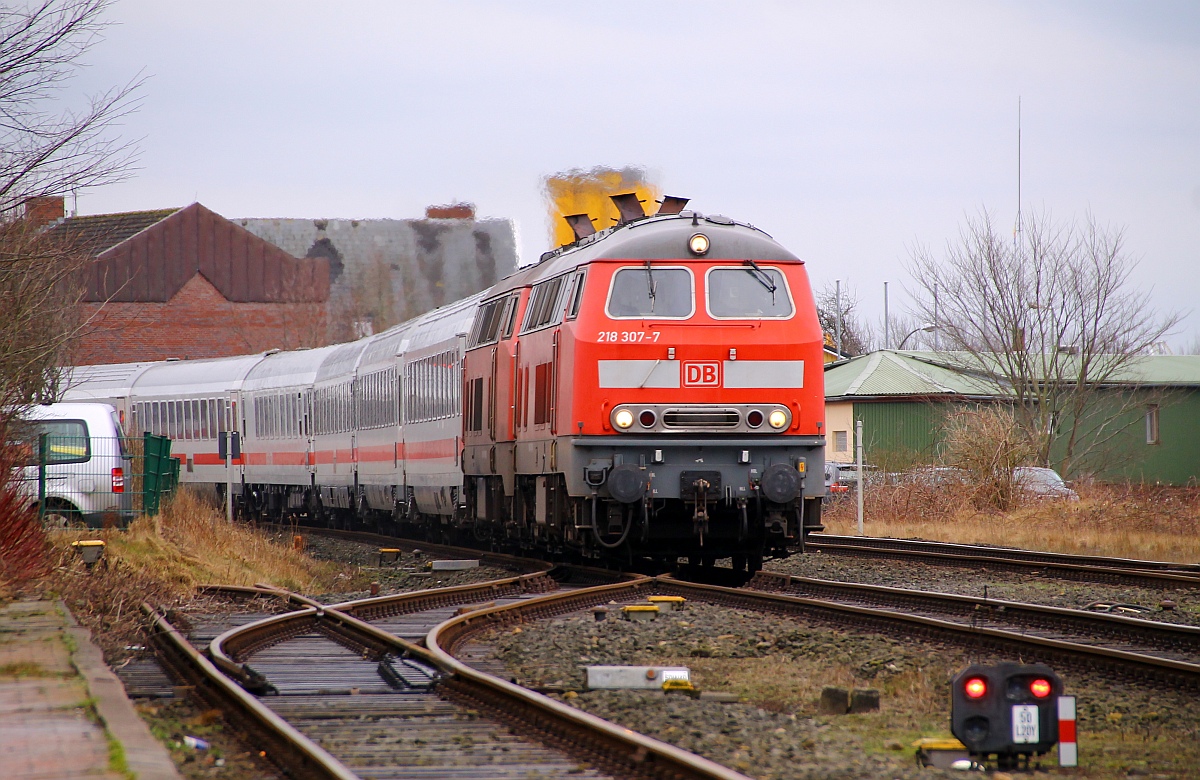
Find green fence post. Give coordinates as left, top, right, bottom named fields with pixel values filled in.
left=37, top=432, right=47, bottom=522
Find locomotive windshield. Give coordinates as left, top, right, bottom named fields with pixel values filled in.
left=606, top=266, right=693, bottom=318
left=706, top=267, right=794, bottom=318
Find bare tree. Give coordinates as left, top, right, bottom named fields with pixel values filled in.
left=907, top=209, right=1179, bottom=477
left=0, top=0, right=139, bottom=407
left=0, top=0, right=140, bottom=213
left=815, top=282, right=872, bottom=356
left=0, top=219, right=89, bottom=407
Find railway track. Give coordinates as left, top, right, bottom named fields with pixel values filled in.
left=425, top=574, right=1200, bottom=694
left=805, top=534, right=1200, bottom=589
left=147, top=574, right=749, bottom=780
left=746, top=570, right=1200, bottom=667
left=140, top=527, right=1200, bottom=778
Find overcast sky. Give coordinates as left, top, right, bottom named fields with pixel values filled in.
left=72, top=1, right=1200, bottom=347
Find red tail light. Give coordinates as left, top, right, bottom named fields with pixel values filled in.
left=1030, top=678, right=1052, bottom=698
left=112, top=467, right=124, bottom=493
left=964, top=676, right=987, bottom=699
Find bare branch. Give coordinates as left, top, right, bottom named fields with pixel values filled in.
left=0, top=0, right=140, bottom=213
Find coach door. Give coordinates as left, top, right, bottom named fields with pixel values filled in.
left=303, top=389, right=315, bottom=479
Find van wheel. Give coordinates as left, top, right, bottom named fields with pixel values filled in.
left=41, top=501, right=81, bottom=529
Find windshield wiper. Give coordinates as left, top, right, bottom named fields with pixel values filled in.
left=743, top=259, right=777, bottom=300
left=645, top=259, right=657, bottom=312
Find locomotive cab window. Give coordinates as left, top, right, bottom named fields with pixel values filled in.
left=606, top=266, right=694, bottom=319
left=706, top=266, right=794, bottom=319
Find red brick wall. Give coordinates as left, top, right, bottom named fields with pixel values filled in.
left=24, top=196, right=65, bottom=228
left=74, top=273, right=328, bottom=364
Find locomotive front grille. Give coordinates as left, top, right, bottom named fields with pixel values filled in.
left=662, top=409, right=740, bottom=429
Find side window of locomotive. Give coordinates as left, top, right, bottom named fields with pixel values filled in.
left=566, top=270, right=587, bottom=320
left=521, top=275, right=568, bottom=333
left=706, top=266, right=794, bottom=319
left=606, top=266, right=694, bottom=319
left=501, top=294, right=520, bottom=339
left=469, top=296, right=507, bottom=348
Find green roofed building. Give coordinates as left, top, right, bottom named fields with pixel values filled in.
left=825, top=350, right=1200, bottom=485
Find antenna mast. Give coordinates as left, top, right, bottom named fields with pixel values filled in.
left=1015, top=97, right=1022, bottom=252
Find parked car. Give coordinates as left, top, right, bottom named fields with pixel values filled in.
left=824, top=461, right=880, bottom=499
left=13, top=402, right=135, bottom=528
left=897, top=466, right=969, bottom=487
left=1013, top=466, right=1079, bottom=501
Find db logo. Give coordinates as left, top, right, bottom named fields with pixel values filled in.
left=683, top=362, right=721, bottom=387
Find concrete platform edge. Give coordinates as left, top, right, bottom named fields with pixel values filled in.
left=60, top=600, right=183, bottom=780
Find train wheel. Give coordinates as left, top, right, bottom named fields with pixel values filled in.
left=748, top=553, right=763, bottom=574
left=731, top=554, right=747, bottom=573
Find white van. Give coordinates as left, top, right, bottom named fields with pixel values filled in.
left=15, top=402, right=134, bottom=528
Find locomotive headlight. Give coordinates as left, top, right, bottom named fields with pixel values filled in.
left=613, top=408, right=635, bottom=429
left=688, top=233, right=710, bottom=256
left=768, top=409, right=788, bottom=429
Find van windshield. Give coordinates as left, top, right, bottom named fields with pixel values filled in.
left=607, top=267, right=693, bottom=318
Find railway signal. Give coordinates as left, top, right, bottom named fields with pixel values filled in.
left=951, top=662, right=1063, bottom=768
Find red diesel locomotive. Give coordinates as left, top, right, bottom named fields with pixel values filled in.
left=461, top=197, right=825, bottom=571
left=63, top=196, right=826, bottom=572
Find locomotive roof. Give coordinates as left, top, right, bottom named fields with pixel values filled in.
left=484, top=211, right=801, bottom=299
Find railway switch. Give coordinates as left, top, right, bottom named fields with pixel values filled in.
left=950, top=662, right=1063, bottom=768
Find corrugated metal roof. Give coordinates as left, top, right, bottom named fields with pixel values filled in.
left=1113, top=356, right=1200, bottom=385
left=826, top=351, right=1200, bottom=399
left=53, top=203, right=330, bottom=304
left=826, top=350, right=998, bottom=399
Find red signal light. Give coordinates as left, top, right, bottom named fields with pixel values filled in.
left=964, top=677, right=987, bottom=699
left=1030, top=678, right=1052, bottom=698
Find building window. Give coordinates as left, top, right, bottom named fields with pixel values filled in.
left=1145, top=405, right=1160, bottom=445
left=833, top=430, right=848, bottom=453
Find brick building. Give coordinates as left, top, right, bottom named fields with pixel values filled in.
left=41, top=200, right=331, bottom=364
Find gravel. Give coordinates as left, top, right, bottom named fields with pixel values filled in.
left=766, top=552, right=1200, bottom=626
left=485, top=596, right=1200, bottom=779
left=298, top=532, right=524, bottom=601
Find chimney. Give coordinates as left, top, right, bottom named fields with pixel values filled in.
left=425, top=202, right=475, bottom=220
left=23, top=196, right=65, bottom=228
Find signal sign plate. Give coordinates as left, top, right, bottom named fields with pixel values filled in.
left=683, top=362, right=720, bottom=387
left=1012, top=704, right=1040, bottom=743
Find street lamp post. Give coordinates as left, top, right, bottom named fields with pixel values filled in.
left=898, top=324, right=936, bottom=350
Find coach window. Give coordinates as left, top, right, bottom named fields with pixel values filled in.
left=606, top=266, right=693, bottom=319
left=706, top=266, right=794, bottom=319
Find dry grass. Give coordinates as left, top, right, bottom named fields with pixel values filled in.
left=823, top=482, right=1200, bottom=562
left=51, top=488, right=359, bottom=597
left=45, top=488, right=363, bottom=661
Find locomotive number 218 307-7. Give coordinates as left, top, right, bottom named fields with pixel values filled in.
left=597, top=331, right=661, bottom=343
